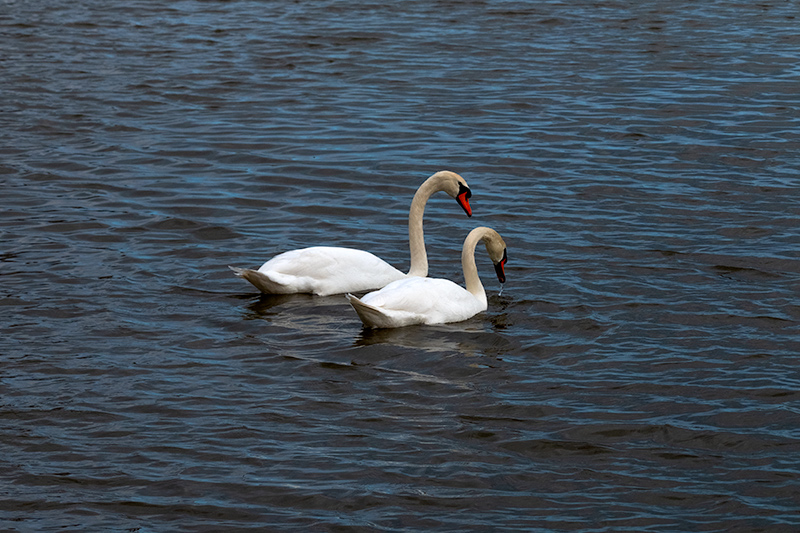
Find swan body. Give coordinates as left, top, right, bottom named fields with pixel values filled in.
left=347, top=227, right=507, bottom=328
left=230, top=171, right=472, bottom=296
left=229, top=248, right=405, bottom=296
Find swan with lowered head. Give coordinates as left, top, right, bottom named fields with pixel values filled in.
left=346, top=226, right=507, bottom=328
left=230, top=171, right=473, bottom=296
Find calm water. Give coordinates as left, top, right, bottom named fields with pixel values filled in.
left=2, top=0, right=799, bottom=531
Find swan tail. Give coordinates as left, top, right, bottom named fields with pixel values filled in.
left=346, top=293, right=423, bottom=328
left=346, top=294, right=396, bottom=329
left=228, top=265, right=247, bottom=277
left=229, top=266, right=292, bottom=294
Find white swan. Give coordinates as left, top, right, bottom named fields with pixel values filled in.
left=230, top=170, right=473, bottom=296
left=346, top=226, right=507, bottom=328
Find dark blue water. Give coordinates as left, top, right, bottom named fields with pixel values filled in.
left=2, top=1, right=799, bottom=531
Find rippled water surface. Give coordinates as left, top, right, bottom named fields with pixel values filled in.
left=2, top=1, right=799, bottom=531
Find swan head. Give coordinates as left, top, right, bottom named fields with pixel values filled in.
left=482, top=230, right=507, bottom=284
left=431, top=170, right=472, bottom=217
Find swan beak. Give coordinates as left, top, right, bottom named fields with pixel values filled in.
left=494, top=249, right=507, bottom=284
left=457, top=184, right=472, bottom=217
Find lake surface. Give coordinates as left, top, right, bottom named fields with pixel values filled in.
left=2, top=0, right=799, bottom=531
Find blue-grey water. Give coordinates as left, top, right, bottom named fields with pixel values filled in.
left=2, top=1, right=799, bottom=531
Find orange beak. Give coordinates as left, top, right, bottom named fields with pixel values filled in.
left=457, top=184, right=472, bottom=217
left=494, top=249, right=507, bottom=283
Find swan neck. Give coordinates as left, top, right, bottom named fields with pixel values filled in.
left=406, top=176, right=439, bottom=277
left=461, top=229, right=486, bottom=303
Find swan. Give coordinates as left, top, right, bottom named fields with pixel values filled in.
left=346, top=226, right=507, bottom=328
left=230, top=170, right=473, bottom=296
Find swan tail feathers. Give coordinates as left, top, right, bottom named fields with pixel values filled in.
left=347, top=294, right=394, bottom=329
left=228, top=265, right=247, bottom=277
left=229, top=266, right=291, bottom=294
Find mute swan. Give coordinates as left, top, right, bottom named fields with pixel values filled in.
left=346, top=226, right=507, bottom=328
left=230, top=170, right=472, bottom=296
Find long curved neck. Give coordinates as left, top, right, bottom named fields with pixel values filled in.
left=461, top=229, right=487, bottom=305
left=406, top=176, right=442, bottom=277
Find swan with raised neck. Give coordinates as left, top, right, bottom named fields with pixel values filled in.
left=230, top=170, right=472, bottom=296
left=407, top=170, right=472, bottom=277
